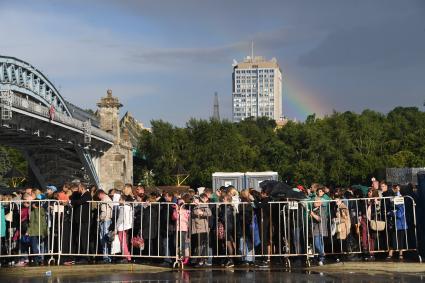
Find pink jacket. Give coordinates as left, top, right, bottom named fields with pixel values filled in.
left=173, top=206, right=190, bottom=232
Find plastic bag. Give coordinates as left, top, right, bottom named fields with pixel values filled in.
left=111, top=234, right=121, bottom=254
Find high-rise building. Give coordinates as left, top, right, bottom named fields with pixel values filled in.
left=232, top=56, right=282, bottom=122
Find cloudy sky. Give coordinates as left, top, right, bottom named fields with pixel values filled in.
left=1, top=0, right=424, bottom=126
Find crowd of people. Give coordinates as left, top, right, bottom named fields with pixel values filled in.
left=0, top=178, right=420, bottom=268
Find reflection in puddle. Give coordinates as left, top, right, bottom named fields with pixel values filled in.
left=1, top=270, right=425, bottom=283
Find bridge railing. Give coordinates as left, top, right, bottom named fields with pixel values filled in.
left=9, top=94, right=114, bottom=143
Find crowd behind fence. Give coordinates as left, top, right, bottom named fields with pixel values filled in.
left=0, top=181, right=422, bottom=268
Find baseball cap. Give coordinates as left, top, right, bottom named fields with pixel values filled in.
left=46, top=185, right=57, bottom=193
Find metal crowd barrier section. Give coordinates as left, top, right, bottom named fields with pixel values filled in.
left=182, top=196, right=421, bottom=267
left=0, top=199, right=61, bottom=266
left=269, top=196, right=421, bottom=267
left=0, top=196, right=421, bottom=267
left=57, top=201, right=179, bottom=266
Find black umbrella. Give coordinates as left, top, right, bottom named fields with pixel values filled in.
left=259, top=180, right=307, bottom=200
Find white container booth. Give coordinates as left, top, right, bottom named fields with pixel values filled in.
left=245, top=171, right=279, bottom=191
left=212, top=172, right=245, bottom=191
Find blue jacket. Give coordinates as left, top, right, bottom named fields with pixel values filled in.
left=0, top=204, right=5, bottom=238
left=395, top=204, right=408, bottom=231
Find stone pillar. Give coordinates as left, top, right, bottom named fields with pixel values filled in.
left=97, top=89, right=133, bottom=190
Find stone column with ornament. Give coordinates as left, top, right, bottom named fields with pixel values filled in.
left=96, top=89, right=133, bottom=190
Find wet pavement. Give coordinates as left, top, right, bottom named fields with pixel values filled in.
left=1, top=267, right=425, bottom=283
left=0, top=262, right=424, bottom=283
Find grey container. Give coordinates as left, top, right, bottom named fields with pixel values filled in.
left=245, top=171, right=278, bottom=191
left=212, top=172, right=245, bottom=191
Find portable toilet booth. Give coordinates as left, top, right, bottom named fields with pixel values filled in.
left=212, top=172, right=245, bottom=191
left=245, top=171, right=278, bottom=191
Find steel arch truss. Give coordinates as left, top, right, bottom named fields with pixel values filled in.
left=0, top=56, right=71, bottom=116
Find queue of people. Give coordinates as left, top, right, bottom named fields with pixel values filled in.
left=0, top=178, right=420, bottom=268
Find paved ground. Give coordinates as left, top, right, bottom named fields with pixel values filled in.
left=1, top=262, right=424, bottom=276
left=1, top=265, right=425, bottom=283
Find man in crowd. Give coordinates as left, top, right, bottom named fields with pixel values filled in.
left=71, top=182, right=92, bottom=264
left=98, top=190, right=113, bottom=263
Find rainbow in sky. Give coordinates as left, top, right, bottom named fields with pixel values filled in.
left=283, top=75, right=329, bottom=121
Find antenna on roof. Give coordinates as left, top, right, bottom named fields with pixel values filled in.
left=251, top=41, right=254, bottom=62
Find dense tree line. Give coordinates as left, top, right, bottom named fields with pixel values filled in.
left=0, top=146, right=27, bottom=187
left=135, top=107, right=425, bottom=188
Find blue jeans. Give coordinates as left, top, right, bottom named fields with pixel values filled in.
left=314, top=235, right=324, bottom=261
left=99, top=220, right=112, bottom=261
left=239, top=237, right=254, bottom=262
left=30, top=236, right=44, bottom=264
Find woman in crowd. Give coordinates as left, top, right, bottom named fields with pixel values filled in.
left=333, top=197, right=351, bottom=261
left=174, top=194, right=190, bottom=265
left=360, top=189, right=379, bottom=261
left=219, top=193, right=236, bottom=268
left=391, top=184, right=408, bottom=261
left=238, top=189, right=258, bottom=265
left=191, top=194, right=212, bottom=267
left=116, top=195, right=133, bottom=263
left=13, top=193, right=33, bottom=266
left=142, top=193, right=160, bottom=256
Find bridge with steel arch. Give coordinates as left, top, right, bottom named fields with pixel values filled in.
left=0, top=55, right=124, bottom=189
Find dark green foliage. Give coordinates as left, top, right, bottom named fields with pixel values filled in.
left=0, top=146, right=27, bottom=187
left=135, top=107, right=425, bottom=188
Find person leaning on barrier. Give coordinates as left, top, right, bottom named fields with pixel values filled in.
left=252, top=188, right=271, bottom=268
left=380, top=181, right=396, bottom=261
left=238, top=189, right=258, bottom=265
left=97, top=190, right=113, bottom=263
left=159, top=191, right=176, bottom=265
left=173, top=195, right=190, bottom=265
left=27, top=196, right=48, bottom=266
left=360, top=189, right=379, bottom=261
left=0, top=194, right=7, bottom=256
left=116, top=194, right=134, bottom=263
left=333, top=197, right=351, bottom=260
left=14, top=193, right=33, bottom=267
left=390, top=184, right=408, bottom=261
left=310, top=197, right=327, bottom=266
left=141, top=193, right=160, bottom=257
left=70, top=183, right=92, bottom=264
left=218, top=193, right=236, bottom=268
left=191, top=194, right=212, bottom=267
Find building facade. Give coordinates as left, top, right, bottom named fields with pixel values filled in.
left=232, top=56, right=282, bottom=122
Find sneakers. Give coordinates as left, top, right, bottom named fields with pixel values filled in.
left=318, top=261, right=324, bottom=266
left=63, top=260, right=75, bottom=266
left=224, top=259, right=234, bottom=268
left=15, top=261, right=28, bottom=267
left=255, top=260, right=269, bottom=268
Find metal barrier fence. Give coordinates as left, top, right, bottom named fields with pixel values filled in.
left=0, top=200, right=61, bottom=266
left=0, top=196, right=422, bottom=267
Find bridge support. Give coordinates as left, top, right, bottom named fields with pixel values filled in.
left=75, top=146, right=101, bottom=189
left=21, top=150, right=47, bottom=189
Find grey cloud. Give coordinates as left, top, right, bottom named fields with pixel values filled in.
left=298, top=16, right=425, bottom=69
